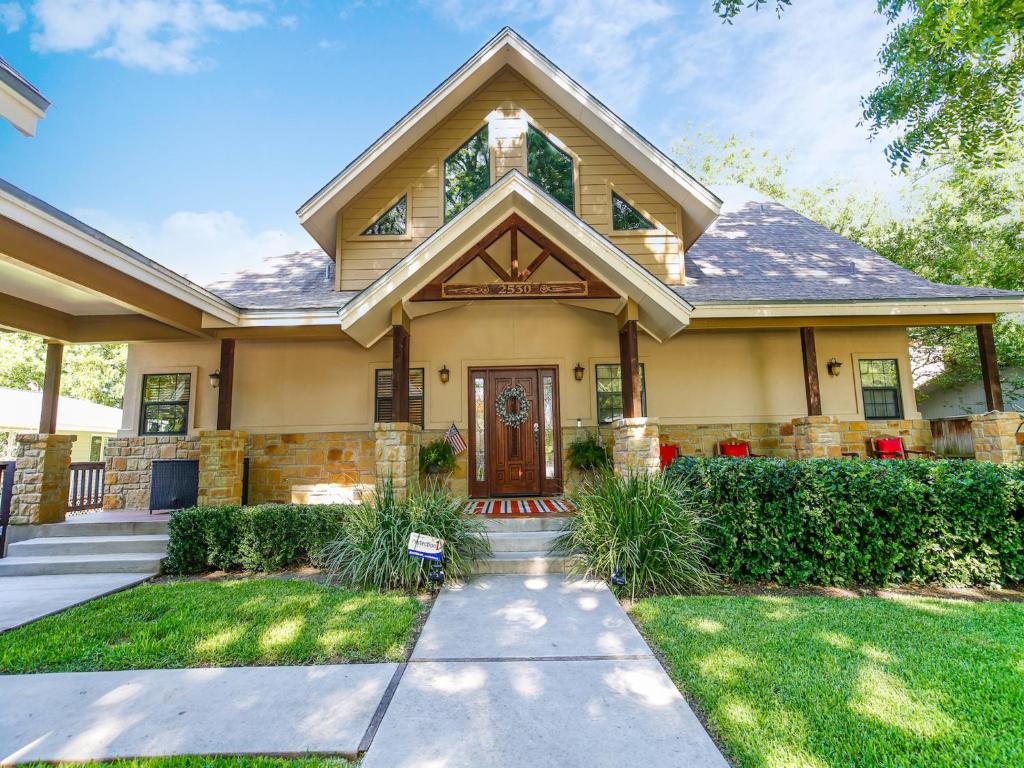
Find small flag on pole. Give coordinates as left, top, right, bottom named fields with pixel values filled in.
left=444, top=422, right=467, bottom=454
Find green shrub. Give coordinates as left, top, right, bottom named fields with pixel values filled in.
left=566, top=432, right=611, bottom=471
left=323, top=478, right=491, bottom=591
left=164, top=504, right=347, bottom=575
left=553, top=470, right=717, bottom=598
left=420, top=438, right=457, bottom=475
left=667, top=456, right=1024, bottom=587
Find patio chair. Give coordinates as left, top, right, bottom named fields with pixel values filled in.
left=868, top=435, right=936, bottom=460
left=716, top=438, right=763, bottom=458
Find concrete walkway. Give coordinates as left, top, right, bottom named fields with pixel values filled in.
left=0, top=573, right=149, bottom=632
left=362, top=575, right=729, bottom=768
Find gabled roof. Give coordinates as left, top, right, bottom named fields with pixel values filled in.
left=0, top=56, right=50, bottom=136
left=337, top=170, right=694, bottom=346
left=206, top=249, right=356, bottom=310
left=297, top=27, right=721, bottom=255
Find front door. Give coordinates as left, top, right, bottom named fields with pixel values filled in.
left=469, top=366, right=562, bottom=498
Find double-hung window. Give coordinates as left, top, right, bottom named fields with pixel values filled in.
left=859, top=359, right=902, bottom=419
left=139, top=373, right=191, bottom=435
left=595, top=363, right=646, bottom=424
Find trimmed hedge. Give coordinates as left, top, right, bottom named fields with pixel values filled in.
left=164, top=504, right=347, bottom=575
left=667, top=457, right=1024, bottom=587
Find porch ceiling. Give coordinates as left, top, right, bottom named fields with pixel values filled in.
left=336, top=171, right=694, bottom=347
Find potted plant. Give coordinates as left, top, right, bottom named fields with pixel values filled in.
left=420, top=438, right=457, bottom=477
left=567, top=432, right=611, bottom=472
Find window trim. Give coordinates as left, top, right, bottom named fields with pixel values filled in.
left=526, top=122, right=576, bottom=213
left=857, top=357, right=904, bottom=420
left=442, top=124, right=493, bottom=223
left=357, top=188, right=412, bottom=240
left=138, top=372, right=193, bottom=437
left=595, top=362, right=647, bottom=425
left=610, top=190, right=658, bottom=232
left=374, top=367, right=426, bottom=428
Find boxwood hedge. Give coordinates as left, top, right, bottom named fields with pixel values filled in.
left=164, top=504, right=347, bottom=575
left=667, top=457, right=1024, bottom=587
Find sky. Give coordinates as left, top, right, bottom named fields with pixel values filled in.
left=0, top=0, right=900, bottom=284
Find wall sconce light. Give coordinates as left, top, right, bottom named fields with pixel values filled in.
left=208, top=370, right=220, bottom=388
left=826, top=358, right=843, bottom=377
left=576, top=417, right=582, bottom=429
left=438, top=364, right=450, bottom=384
left=573, top=362, right=585, bottom=382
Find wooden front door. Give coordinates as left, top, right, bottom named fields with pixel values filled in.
left=469, top=366, right=562, bottom=498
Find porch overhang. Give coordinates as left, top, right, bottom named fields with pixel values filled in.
left=336, top=171, right=694, bottom=347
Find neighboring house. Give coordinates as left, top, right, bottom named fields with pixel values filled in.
left=2, top=28, right=1023, bottom=510
left=0, top=387, right=120, bottom=461
left=918, top=367, right=1024, bottom=419
left=0, top=56, right=49, bottom=136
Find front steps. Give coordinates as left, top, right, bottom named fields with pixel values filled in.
left=0, top=519, right=168, bottom=577
left=474, top=515, right=570, bottom=575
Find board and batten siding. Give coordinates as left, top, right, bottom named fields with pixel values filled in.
left=337, top=67, right=686, bottom=290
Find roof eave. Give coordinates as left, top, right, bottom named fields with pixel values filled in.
left=689, top=296, right=1024, bottom=318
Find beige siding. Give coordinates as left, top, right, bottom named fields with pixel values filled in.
left=338, top=67, right=685, bottom=290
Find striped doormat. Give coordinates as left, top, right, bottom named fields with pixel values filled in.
left=465, top=498, right=575, bottom=515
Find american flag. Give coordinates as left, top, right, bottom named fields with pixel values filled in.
left=444, top=422, right=467, bottom=454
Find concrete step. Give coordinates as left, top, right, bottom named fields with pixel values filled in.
left=0, top=553, right=164, bottom=576
left=29, top=520, right=169, bottom=538
left=7, top=534, right=169, bottom=557
left=475, top=516, right=569, bottom=533
left=473, top=551, right=569, bottom=575
left=486, top=530, right=562, bottom=553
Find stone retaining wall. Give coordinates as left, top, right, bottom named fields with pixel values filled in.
left=246, top=431, right=376, bottom=505
left=838, top=419, right=932, bottom=457
left=103, top=436, right=200, bottom=510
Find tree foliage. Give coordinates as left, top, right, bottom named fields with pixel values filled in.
left=714, top=0, right=1024, bottom=170
left=0, top=332, right=127, bottom=408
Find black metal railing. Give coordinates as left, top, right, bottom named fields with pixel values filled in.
left=0, top=460, right=15, bottom=558
left=69, top=461, right=105, bottom=513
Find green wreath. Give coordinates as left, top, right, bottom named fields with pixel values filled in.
left=496, top=384, right=530, bottom=428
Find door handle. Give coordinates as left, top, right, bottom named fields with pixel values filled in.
left=533, top=422, right=539, bottom=441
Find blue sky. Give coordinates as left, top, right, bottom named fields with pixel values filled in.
left=1, top=0, right=897, bottom=283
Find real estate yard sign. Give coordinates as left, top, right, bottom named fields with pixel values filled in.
left=407, top=532, right=444, bottom=562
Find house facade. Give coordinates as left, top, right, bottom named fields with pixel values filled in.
left=2, top=29, right=1023, bottom=521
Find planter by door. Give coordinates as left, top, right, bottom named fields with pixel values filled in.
left=468, top=366, right=562, bottom=498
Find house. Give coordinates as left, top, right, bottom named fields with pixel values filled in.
left=918, top=366, right=1024, bottom=419
left=2, top=29, right=1023, bottom=520
left=0, top=387, right=120, bottom=462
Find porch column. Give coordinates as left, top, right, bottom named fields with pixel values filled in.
left=613, top=302, right=659, bottom=475
left=618, top=306, right=642, bottom=419
left=11, top=433, right=75, bottom=524
left=39, top=341, right=63, bottom=434
left=977, top=323, right=1004, bottom=412
left=799, top=327, right=822, bottom=417
left=391, top=306, right=410, bottom=423
left=216, top=338, right=235, bottom=431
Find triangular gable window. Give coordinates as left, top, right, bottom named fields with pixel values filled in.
left=527, top=125, right=574, bottom=210
left=362, top=195, right=407, bottom=236
left=612, top=192, right=654, bottom=231
left=445, top=127, right=491, bottom=221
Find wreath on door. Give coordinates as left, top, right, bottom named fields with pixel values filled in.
left=495, top=384, right=530, bottom=428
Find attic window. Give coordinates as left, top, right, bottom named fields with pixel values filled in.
left=362, top=195, right=407, bottom=236
left=527, top=125, right=574, bottom=210
left=444, top=126, right=490, bottom=221
left=612, top=192, right=654, bottom=230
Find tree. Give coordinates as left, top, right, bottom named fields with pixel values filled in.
left=0, top=332, right=127, bottom=408
left=713, top=1, right=1024, bottom=170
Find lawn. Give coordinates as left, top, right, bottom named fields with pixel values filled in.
left=21, top=759, right=349, bottom=768
left=632, top=595, right=1024, bottom=768
left=0, top=578, right=423, bottom=673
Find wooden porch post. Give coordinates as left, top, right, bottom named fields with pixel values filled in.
left=799, top=327, right=822, bottom=416
left=391, top=306, right=411, bottom=423
left=977, top=323, right=1004, bottom=411
left=39, top=341, right=63, bottom=434
left=216, top=338, right=235, bottom=430
left=618, top=318, right=642, bottom=420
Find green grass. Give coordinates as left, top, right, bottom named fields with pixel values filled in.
left=0, top=578, right=423, bottom=673
left=21, top=759, right=350, bottom=768
left=633, top=595, right=1024, bottom=768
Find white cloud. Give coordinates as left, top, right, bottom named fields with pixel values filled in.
left=0, top=2, right=25, bottom=32
left=278, top=14, right=297, bottom=28
left=72, top=207, right=313, bottom=284
left=29, top=0, right=265, bottom=73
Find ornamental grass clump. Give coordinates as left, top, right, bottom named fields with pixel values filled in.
left=324, top=477, right=491, bottom=591
left=553, top=470, right=717, bottom=598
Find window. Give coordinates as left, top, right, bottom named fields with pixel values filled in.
left=374, top=368, right=425, bottom=427
left=140, top=373, right=191, bottom=435
left=595, top=363, right=647, bottom=424
left=612, top=192, right=654, bottom=230
left=527, top=125, right=574, bottom=210
left=362, top=195, right=407, bottom=236
left=444, top=126, right=490, bottom=221
left=859, top=359, right=903, bottom=419
left=90, top=436, right=103, bottom=462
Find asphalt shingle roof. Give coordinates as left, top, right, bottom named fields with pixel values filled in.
left=205, top=250, right=357, bottom=310
left=679, top=200, right=1019, bottom=304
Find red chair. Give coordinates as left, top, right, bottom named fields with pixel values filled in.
left=716, top=438, right=762, bottom=458
left=659, top=444, right=679, bottom=470
left=869, top=435, right=936, bottom=460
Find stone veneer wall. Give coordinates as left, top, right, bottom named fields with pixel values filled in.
left=838, top=419, right=933, bottom=457
left=104, top=436, right=200, bottom=510
left=659, top=422, right=795, bottom=458
left=969, top=412, right=1023, bottom=464
left=198, top=430, right=247, bottom=507
left=11, top=434, right=75, bottom=524
left=612, top=417, right=661, bottom=476
left=246, top=431, right=376, bottom=505
left=374, top=422, right=421, bottom=499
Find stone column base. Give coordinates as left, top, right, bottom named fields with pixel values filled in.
left=612, top=417, right=660, bottom=476
left=11, top=433, right=76, bottom=524
left=198, top=430, right=248, bottom=507
left=792, top=415, right=842, bottom=459
left=374, top=422, right=422, bottom=499
left=969, top=411, right=1023, bottom=464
